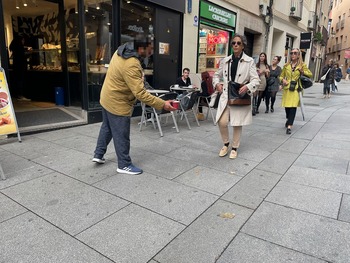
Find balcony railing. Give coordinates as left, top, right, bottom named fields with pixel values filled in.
left=341, top=19, right=345, bottom=28
left=290, top=0, right=303, bottom=21
left=337, top=43, right=342, bottom=51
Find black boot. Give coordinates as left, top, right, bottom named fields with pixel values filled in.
left=256, top=96, right=262, bottom=114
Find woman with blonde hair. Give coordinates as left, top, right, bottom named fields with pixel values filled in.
left=279, top=48, right=312, bottom=134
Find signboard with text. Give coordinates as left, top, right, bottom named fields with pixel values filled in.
left=200, top=1, right=236, bottom=28
left=0, top=67, right=20, bottom=137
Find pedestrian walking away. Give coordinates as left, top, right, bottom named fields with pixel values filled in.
left=265, top=56, right=282, bottom=113
left=279, top=48, right=312, bottom=135
left=213, top=33, right=260, bottom=159
left=253, top=52, right=270, bottom=115
left=333, top=63, right=342, bottom=92
left=92, top=42, right=176, bottom=175
left=321, top=59, right=335, bottom=99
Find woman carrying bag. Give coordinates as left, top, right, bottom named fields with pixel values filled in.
left=213, top=34, right=260, bottom=159
left=279, top=48, right=312, bottom=135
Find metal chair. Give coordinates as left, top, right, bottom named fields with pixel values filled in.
left=151, top=92, right=179, bottom=137
left=177, top=91, right=200, bottom=129
left=196, top=95, right=216, bottom=125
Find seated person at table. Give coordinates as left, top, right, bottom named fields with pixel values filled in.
left=176, top=68, right=192, bottom=87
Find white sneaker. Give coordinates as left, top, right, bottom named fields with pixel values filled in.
left=92, top=157, right=105, bottom=164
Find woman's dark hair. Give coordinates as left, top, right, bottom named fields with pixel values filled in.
left=257, top=52, right=268, bottom=68
left=201, top=71, right=213, bottom=94
left=275, top=56, right=282, bottom=62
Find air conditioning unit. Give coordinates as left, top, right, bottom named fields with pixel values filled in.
left=259, top=0, right=269, bottom=16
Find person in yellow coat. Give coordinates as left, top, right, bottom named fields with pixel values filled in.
left=279, top=48, right=312, bottom=134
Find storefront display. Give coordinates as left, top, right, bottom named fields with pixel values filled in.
left=198, top=1, right=236, bottom=73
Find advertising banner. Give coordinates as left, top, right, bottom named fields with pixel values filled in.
left=344, top=50, right=350, bottom=59
left=0, top=67, right=20, bottom=136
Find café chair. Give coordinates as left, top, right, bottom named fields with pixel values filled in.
left=151, top=92, right=179, bottom=137
left=177, top=91, right=200, bottom=129
left=196, top=94, right=216, bottom=125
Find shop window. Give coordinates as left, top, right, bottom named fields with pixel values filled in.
left=198, top=25, right=230, bottom=73
left=121, top=0, right=154, bottom=85
left=84, top=0, right=113, bottom=109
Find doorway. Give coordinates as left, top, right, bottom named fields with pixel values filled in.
left=2, top=0, right=86, bottom=133
left=153, top=8, right=181, bottom=89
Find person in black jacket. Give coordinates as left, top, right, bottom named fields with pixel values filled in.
left=176, top=68, right=192, bottom=87
left=9, top=35, right=31, bottom=101
left=321, top=59, right=335, bottom=99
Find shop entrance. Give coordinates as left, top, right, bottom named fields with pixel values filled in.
left=2, top=0, right=86, bottom=132
left=153, top=8, right=181, bottom=89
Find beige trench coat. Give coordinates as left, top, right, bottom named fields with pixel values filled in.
left=213, top=53, right=260, bottom=126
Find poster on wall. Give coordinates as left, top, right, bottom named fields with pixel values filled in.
left=159, top=42, right=170, bottom=55
left=0, top=68, right=21, bottom=141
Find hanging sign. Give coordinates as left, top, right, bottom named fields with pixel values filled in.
left=0, top=67, right=20, bottom=137
left=300, top=32, right=312, bottom=49
left=344, top=50, right=350, bottom=59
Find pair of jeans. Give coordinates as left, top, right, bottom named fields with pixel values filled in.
left=285, top=107, right=297, bottom=126
left=94, top=107, right=131, bottom=168
left=323, top=79, right=331, bottom=95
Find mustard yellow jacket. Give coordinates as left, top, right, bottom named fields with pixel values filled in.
left=279, top=62, right=312, bottom=108
left=100, top=52, right=165, bottom=116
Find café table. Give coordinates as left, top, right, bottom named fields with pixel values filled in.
left=139, top=89, right=170, bottom=131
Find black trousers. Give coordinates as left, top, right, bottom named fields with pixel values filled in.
left=285, top=107, right=297, bottom=126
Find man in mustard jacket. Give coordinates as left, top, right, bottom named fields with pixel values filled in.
left=93, top=43, right=176, bottom=174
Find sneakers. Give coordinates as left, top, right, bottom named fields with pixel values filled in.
left=117, top=164, right=143, bottom=175
left=92, top=157, right=105, bottom=164
left=219, top=145, right=229, bottom=157
left=229, top=149, right=238, bottom=159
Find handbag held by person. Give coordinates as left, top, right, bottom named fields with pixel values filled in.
left=299, top=75, right=313, bottom=89
left=320, top=68, right=330, bottom=81
left=228, top=81, right=251, bottom=106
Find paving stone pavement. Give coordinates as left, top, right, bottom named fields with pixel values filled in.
left=1, top=82, right=350, bottom=263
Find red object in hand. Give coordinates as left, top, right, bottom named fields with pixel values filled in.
left=171, top=101, right=180, bottom=109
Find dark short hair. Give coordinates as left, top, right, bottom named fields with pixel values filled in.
left=183, top=68, right=190, bottom=73
left=231, top=34, right=247, bottom=49
left=275, top=56, right=282, bottom=62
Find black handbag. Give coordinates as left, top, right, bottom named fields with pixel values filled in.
left=227, top=60, right=251, bottom=106
left=228, top=81, right=251, bottom=105
left=299, top=75, right=313, bottom=89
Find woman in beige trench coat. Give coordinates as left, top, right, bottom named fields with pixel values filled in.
left=213, top=34, right=260, bottom=159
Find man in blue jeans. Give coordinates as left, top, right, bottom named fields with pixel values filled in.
left=93, top=43, right=176, bottom=175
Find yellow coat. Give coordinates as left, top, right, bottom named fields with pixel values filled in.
left=100, top=51, right=165, bottom=116
left=279, top=63, right=312, bottom=107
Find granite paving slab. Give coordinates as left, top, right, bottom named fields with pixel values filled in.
left=130, top=149, right=197, bottom=180
left=76, top=204, right=184, bottom=263
left=0, top=165, right=53, bottom=189
left=154, top=200, right=253, bottom=263
left=50, top=134, right=101, bottom=155
left=0, top=152, right=36, bottom=174
left=282, top=166, right=350, bottom=194
left=217, top=233, right=327, bottom=263
left=277, top=138, right=310, bottom=154
left=339, top=194, right=350, bottom=223
left=0, top=212, right=114, bottom=263
left=94, top=172, right=218, bottom=225
left=173, top=165, right=241, bottom=195
left=293, top=154, right=348, bottom=174
left=2, top=172, right=129, bottom=235
left=255, top=150, right=299, bottom=175
left=266, top=181, right=342, bottom=218
left=309, top=108, right=336, bottom=123
left=0, top=192, right=27, bottom=222
left=221, top=169, right=282, bottom=209
left=242, top=202, right=350, bottom=263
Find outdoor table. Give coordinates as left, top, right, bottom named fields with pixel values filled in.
left=139, top=89, right=170, bottom=130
